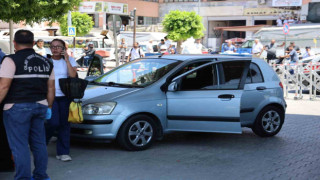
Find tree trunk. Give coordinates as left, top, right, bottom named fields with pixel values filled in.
left=9, top=20, right=14, bottom=54
left=176, top=40, right=183, bottom=54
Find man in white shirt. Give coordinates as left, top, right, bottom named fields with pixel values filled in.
left=146, top=39, right=154, bottom=53
left=252, top=39, right=264, bottom=58
left=127, top=42, right=145, bottom=62
left=33, top=39, right=46, bottom=56
left=283, top=17, right=289, bottom=24
left=194, top=39, right=204, bottom=54
left=276, top=17, right=283, bottom=27
left=164, top=36, right=172, bottom=50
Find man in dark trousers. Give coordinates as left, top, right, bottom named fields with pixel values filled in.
left=0, top=30, right=55, bottom=180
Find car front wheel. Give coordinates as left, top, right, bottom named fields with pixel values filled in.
left=117, top=115, right=156, bottom=151
left=252, top=106, right=284, bottom=137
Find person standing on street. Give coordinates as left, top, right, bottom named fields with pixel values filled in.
left=286, top=42, right=300, bottom=54
left=276, top=17, right=283, bottom=27
left=83, top=43, right=95, bottom=67
left=158, top=39, right=165, bottom=53
left=223, top=41, right=237, bottom=52
left=33, top=39, right=46, bottom=56
left=146, top=39, right=154, bottom=53
left=127, top=42, right=144, bottom=62
left=283, top=17, right=289, bottom=24
left=164, top=36, right=172, bottom=51
left=264, top=39, right=285, bottom=63
left=252, top=39, right=264, bottom=58
left=281, top=46, right=299, bottom=63
left=0, top=30, right=55, bottom=180
left=46, top=39, right=78, bottom=162
left=119, top=38, right=127, bottom=62
left=194, top=39, right=204, bottom=54
left=302, top=46, right=315, bottom=59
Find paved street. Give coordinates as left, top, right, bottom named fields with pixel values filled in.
left=1, top=99, right=320, bottom=180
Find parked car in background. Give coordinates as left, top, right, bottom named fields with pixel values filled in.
left=71, top=55, right=286, bottom=151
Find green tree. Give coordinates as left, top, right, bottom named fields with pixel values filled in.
left=0, top=0, right=82, bottom=53
left=0, top=0, right=81, bottom=24
left=162, top=10, right=205, bottom=53
left=59, top=12, right=94, bottom=37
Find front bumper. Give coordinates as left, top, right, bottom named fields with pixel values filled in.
left=70, top=114, right=125, bottom=141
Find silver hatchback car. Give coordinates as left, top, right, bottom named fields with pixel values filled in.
left=71, top=55, right=286, bottom=150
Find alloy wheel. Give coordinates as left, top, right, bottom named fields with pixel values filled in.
left=128, top=121, right=153, bottom=147
left=262, top=110, right=281, bottom=133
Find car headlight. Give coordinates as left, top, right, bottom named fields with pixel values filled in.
left=82, top=102, right=116, bottom=115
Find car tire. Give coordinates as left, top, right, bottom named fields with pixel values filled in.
left=117, top=115, right=156, bottom=151
left=252, top=106, right=284, bottom=137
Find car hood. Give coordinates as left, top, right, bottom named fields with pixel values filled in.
left=81, top=85, right=141, bottom=104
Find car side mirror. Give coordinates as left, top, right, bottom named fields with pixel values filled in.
left=168, top=81, right=178, bottom=92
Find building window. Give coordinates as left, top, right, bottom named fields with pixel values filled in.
left=138, top=16, right=159, bottom=25
left=138, top=16, right=144, bottom=25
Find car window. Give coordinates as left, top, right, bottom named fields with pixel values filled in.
left=177, top=61, right=246, bottom=91
left=95, top=59, right=181, bottom=87
left=216, top=61, right=246, bottom=89
left=180, top=64, right=217, bottom=91
left=175, top=61, right=211, bottom=77
left=241, top=41, right=253, bottom=48
left=246, top=63, right=264, bottom=84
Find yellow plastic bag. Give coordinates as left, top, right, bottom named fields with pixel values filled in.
left=68, top=101, right=83, bottom=124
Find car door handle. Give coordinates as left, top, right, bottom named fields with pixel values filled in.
left=218, top=94, right=235, bottom=99
left=256, top=86, right=266, bottom=90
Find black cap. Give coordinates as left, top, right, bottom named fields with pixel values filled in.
left=306, top=46, right=311, bottom=49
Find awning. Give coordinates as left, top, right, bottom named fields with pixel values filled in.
left=214, top=25, right=271, bottom=32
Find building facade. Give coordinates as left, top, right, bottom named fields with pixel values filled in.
left=81, top=0, right=317, bottom=50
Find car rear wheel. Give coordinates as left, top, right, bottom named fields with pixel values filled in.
left=117, top=115, right=156, bottom=151
left=252, top=106, right=284, bottom=137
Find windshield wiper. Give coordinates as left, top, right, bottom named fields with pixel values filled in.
left=90, top=81, right=109, bottom=86
left=104, top=81, right=143, bottom=88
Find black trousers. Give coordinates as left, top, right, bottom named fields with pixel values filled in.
left=0, top=103, right=15, bottom=172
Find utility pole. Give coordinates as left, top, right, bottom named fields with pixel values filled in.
left=68, top=11, right=76, bottom=48
left=9, top=20, right=14, bottom=54
left=133, top=8, right=137, bottom=47
left=113, top=15, right=119, bottom=67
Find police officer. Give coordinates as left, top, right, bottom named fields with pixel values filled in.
left=0, top=30, right=55, bottom=180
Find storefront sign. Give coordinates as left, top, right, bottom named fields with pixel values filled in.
left=79, top=1, right=128, bottom=15
left=79, top=2, right=96, bottom=13
left=272, top=0, right=302, bottom=7
left=244, top=8, right=294, bottom=16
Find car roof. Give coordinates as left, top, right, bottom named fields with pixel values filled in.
left=146, top=54, right=252, bottom=61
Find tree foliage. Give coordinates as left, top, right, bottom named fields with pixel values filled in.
left=0, top=0, right=82, bottom=24
left=162, top=10, right=205, bottom=42
left=59, top=12, right=94, bottom=37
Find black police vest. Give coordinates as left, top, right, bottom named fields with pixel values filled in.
left=2, top=48, right=53, bottom=104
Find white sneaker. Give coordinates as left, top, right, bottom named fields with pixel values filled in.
left=56, top=155, right=72, bottom=162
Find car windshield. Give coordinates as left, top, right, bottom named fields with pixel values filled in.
left=94, top=59, right=181, bottom=87
left=241, top=40, right=253, bottom=48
